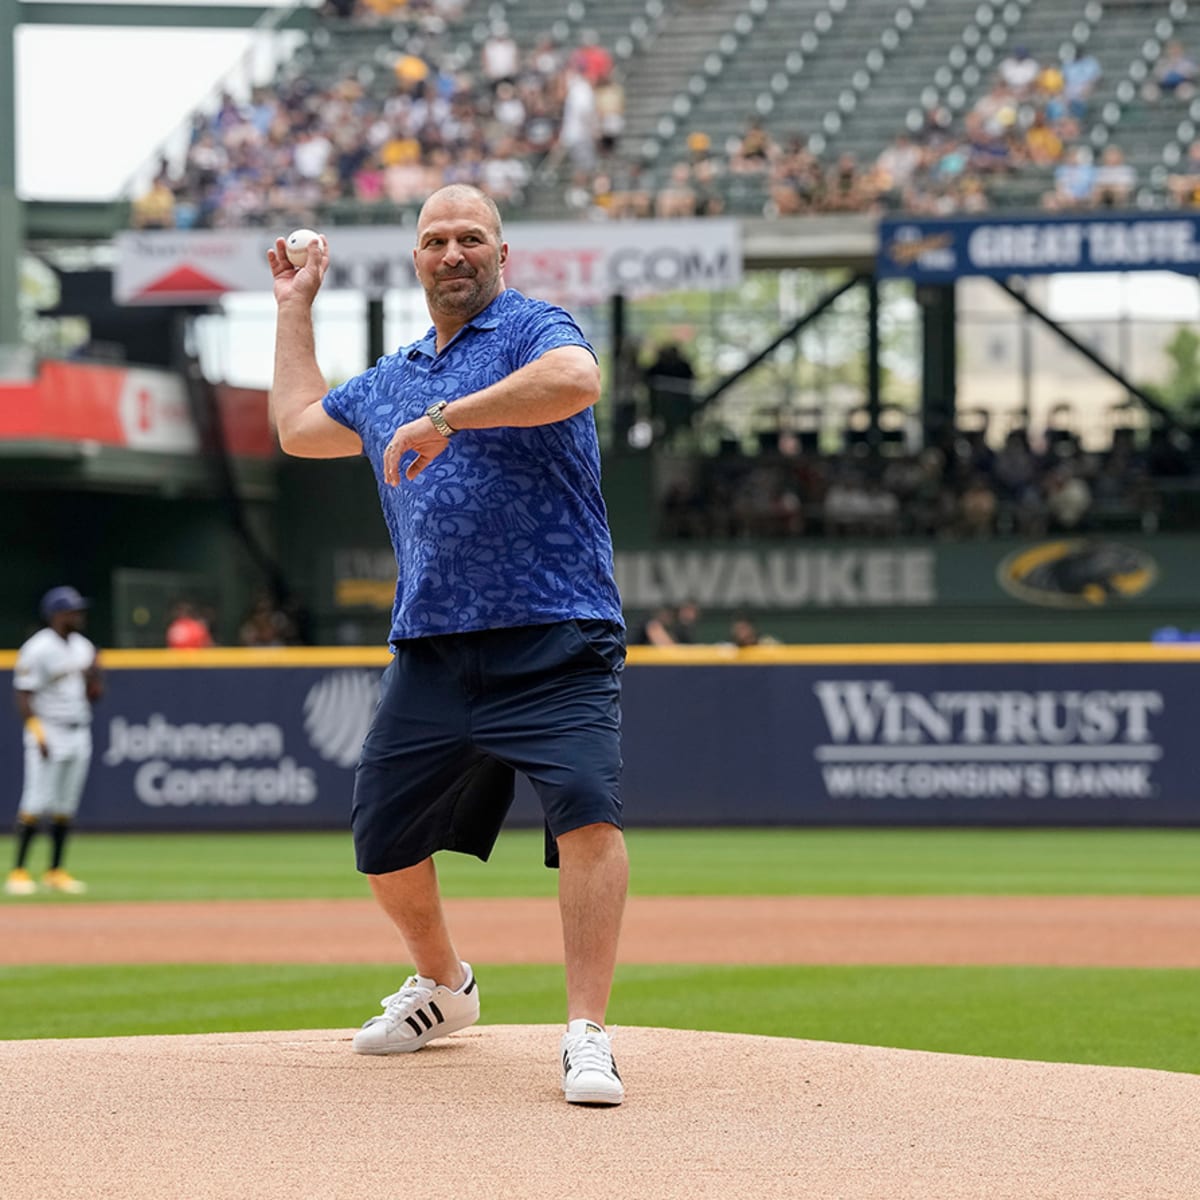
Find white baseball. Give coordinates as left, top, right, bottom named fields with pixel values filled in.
left=285, top=228, right=323, bottom=268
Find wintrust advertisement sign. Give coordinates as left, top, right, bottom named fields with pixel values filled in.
left=618, top=657, right=1198, bottom=825
left=0, top=653, right=1195, bottom=829
left=811, top=679, right=1163, bottom=804
left=114, top=220, right=742, bottom=306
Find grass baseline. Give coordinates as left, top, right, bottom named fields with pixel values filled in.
left=2, top=828, right=1195, bottom=1073
left=0, top=962, right=1195, bottom=1075
left=2, top=827, right=1198, bottom=902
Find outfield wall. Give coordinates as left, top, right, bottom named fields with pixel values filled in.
left=1, top=645, right=1197, bottom=831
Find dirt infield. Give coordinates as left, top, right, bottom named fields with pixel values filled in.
left=1, top=894, right=1198, bottom=966
left=2, top=1025, right=1198, bottom=1200
left=4, top=894, right=1198, bottom=1198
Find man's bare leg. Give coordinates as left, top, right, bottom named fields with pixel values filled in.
left=368, top=857, right=466, bottom=989
left=556, top=822, right=629, bottom=1024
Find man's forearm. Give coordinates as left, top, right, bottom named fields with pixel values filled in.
left=443, top=349, right=599, bottom=431
left=269, top=300, right=330, bottom=441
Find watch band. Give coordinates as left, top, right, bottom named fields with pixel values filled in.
left=426, top=401, right=456, bottom=438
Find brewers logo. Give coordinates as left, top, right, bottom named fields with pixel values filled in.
left=997, top=539, right=1157, bottom=608
left=303, top=671, right=382, bottom=767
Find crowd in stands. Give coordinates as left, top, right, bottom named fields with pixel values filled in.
left=131, top=11, right=627, bottom=229
left=129, top=0, right=1200, bottom=229
left=656, top=421, right=1194, bottom=543
left=163, top=594, right=308, bottom=647
left=630, top=602, right=778, bottom=647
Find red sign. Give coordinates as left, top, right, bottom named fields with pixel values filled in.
left=0, top=362, right=274, bottom=459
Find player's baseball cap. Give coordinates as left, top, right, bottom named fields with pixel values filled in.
left=40, top=586, right=90, bottom=618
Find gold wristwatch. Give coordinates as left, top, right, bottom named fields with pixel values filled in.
left=425, top=401, right=456, bottom=438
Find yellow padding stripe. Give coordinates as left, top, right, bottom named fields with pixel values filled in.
left=2, top=643, right=1200, bottom=669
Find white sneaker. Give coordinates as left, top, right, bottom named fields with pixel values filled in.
left=352, top=962, right=479, bottom=1055
left=561, top=1020, right=624, bottom=1106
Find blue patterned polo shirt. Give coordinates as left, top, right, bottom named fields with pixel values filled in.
left=322, top=288, right=624, bottom=641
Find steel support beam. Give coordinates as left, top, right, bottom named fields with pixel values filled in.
left=0, top=0, right=20, bottom=348
left=698, top=273, right=865, bottom=407
left=17, top=4, right=313, bottom=30
left=995, top=277, right=1182, bottom=431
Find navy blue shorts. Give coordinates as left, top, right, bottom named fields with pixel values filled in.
left=351, top=620, right=625, bottom=875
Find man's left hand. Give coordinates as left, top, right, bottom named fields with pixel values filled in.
left=383, top=416, right=450, bottom=485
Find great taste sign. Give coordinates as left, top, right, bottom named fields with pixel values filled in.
left=0, top=652, right=1194, bottom=830
left=113, top=219, right=742, bottom=307
left=877, top=211, right=1200, bottom=283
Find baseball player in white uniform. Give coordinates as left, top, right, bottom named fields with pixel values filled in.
left=6, top=586, right=104, bottom=896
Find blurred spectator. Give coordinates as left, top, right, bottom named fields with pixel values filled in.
left=655, top=163, right=697, bottom=218
left=1091, top=145, right=1136, bottom=208
left=729, top=116, right=776, bottom=174
left=1148, top=40, right=1198, bottom=101
left=1024, top=110, right=1064, bottom=167
left=690, top=158, right=726, bottom=216
left=824, top=153, right=869, bottom=212
left=1045, top=465, right=1092, bottom=530
left=239, top=595, right=298, bottom=647
left=553, top=67, right=598, bottom=172
left=166, top=602, right=215, bottom=649
left=1167, top=140, right=1200, bottom=206
left=875, top=134, right=923, bottom=195
left=1060, top=45, right=1102, bottom=116
left=570, top=30, right=614, bottom=86
left=726, top=616, right=779, bottom=648
left=768, top=138, right=823, bottom=216
left=647, top=342, right=697, bottom=445
left=481, top=23, right=520, bottom=89
left=1052, top=146, right=1096, bottom=208
left=999, top=47, right=1039, bottom=98
left=593, top=70, right=626, bottom=157
left=971, top=81, right=1020, bottom=144
left=959, top=476, right=998, bottom=537
left=131, top=173, right=177, bottom=229
left=634, top=607, right=678, bottom=646
left=672, top=602, right=702, bottom=644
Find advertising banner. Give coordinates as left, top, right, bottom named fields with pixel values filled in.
left=623, top=660, right=1196, bottom=824
left=0, top=362, right=273, bottom=458
left=610, top=536, right=1192, bottom=612
left=113, top=219, right=743, bottom=306
left=877, top=212, right=1200, bottom=283
left=1, top=653, right=1196, bottom=830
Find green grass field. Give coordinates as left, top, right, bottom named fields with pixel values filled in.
left=3, top=826, right=1199, bottom=901
left=1, top=828, right=1197, bottom=1071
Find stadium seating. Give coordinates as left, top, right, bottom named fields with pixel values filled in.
left=137, top=0, right=1200, bottom=224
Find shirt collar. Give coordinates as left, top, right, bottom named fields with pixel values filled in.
left=405, top=290, right=508, bottom=360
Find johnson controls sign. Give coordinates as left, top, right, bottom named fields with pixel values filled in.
left=102, top=714, right=318, bottom=807
left=75, top=667, right=385, bottom=829
left=812, top=680, right=1163, bottom=802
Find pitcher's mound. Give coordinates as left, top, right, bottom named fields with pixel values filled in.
left=0, top=1025, right=1196, bottom=1199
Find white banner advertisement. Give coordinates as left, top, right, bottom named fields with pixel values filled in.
left=113, top=219, right=743, bottom=307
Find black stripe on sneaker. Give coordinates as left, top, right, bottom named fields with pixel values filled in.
left=405, top=1016, right=423, bottom=1036
left=415, top=1008, right=433, bottom=1030
left=562, top=1051, right=571, bottom=1072
left=464, top=976, right=476, bottom=995
left=429, top=1001, right=445, bottom=1024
